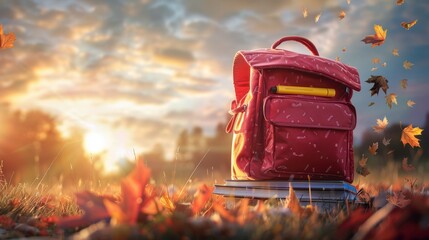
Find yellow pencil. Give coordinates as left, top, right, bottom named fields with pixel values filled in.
left=270, top=85, right=336, bottom=97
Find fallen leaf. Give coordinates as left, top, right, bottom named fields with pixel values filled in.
left=386, top=93, right=397, bottom=109
left=392, top=48, right=399, bottom=56
left=366, top=75, right=389, bottom=96
left=285, top=183, right=305, bottom=215
left=191, top=184, right=214, bottom=216
left=387, top=191, right=410, bottom=208
left=382, top=137, right=391, bottom=146
left=356, top=155, right=370, bottom=177
left=400, top=79, right=408, bottom=89
left=396, top=0, right=405, bottom=5
left=0, top=24, right=16, bottom=49
left=402, top=157, right=415, bottom=171
left=407, top=100, right=415, bottom=108
left=362, top=24, right=387, bottom=47
left=57, top=191, right=113, bottom=228
left=368, top=102, right=375, bottom=107
left=401, top=19, right=417, bottom=30
left=339, top=10, right=346, bottom=20
left=0, top=215, right=15, bottom=230
left=372, top=58, right=380, bottom=64
left=303, top=8, right=308, bottom=18
left=368, top=142, right=379, bottom=155
left=315, top=13, right=322, bottom=23
left=401, top=124, right=423, bottom=148
left=403, top=60, right=414, bottom=70
left=373, top=116, right=389, bottom=133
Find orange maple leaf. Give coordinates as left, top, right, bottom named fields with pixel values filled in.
left=396, top=0, right=405, bottom=5
left=362, top=24, right=387, bottom=47
left=401, top=19, right=417, bottom=30
left=407, top=100, right=415, bottom=108
left=356, top=154, right=370, bottom=177
left=372, top=58, right=380, bottom=64
left=0, top=24, right=16, bottom=49
left=386, top=93, right=397, bottom=109
left=401, top=124, right=423, bottom=148
left=373, top=116, right=388, bottom=133
left=303, top=8, right=308, bottom=18
left=368, top=142, right=378, bottom=155
left=392, top=48, right=399, bottom=56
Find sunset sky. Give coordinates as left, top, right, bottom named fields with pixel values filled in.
left=0, top=0, right=428, bottom=172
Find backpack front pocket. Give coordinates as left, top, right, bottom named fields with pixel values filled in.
left=262, top=96, right=356, bottom=181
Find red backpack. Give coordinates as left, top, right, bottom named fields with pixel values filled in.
left=226, top=36, right=361, bottom=183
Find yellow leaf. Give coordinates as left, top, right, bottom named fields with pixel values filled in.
left=401, top=19, right=417, bottom=30
left=347, top=0, right=351, bottom=5
left=386, top=93, right=397, bottom=109
left=339, top=10, right=346, bottom=20
left=372, top=116, right=389, bottom=133
left=403, top=60, right=414, bottom=70
left=400, top=79, right=408, bottom=89
left=392, top=48, right=399, bottom=56
left=368, top=142, right=378, bottom=155
left=407, top=100, right=415, bottom=108
left=303, top=8, right=308, bottom=18
left=401, top=124, right=423, bottom=148
left=362, top=24, right=387, bottom=47
left=315, top=13, right=322, bottom=23
left=335, top=56, right=340, bottom=61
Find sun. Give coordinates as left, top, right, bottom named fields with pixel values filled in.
left=84, top=129, right=108, bottom=154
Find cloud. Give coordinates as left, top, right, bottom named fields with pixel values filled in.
left=153, top=47, right=195, bottom=67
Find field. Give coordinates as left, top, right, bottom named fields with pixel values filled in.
left=1, top=159, right=429, bottom=240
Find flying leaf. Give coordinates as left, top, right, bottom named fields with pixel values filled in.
left=362, top=24, right=387, bottom=47
left=342, top=48, right=347, bottom=52
left=347, top=0, right=351, bottom=4
left=373, top=116, right=389, bottom=133
left=356, top=155, right=370, bottom=177
left=366, top=75, right=389, bottom=96
left=368, top=102, right=375, bottom=107
left=303, top=8, right=308, bottom=18
left=402, top=157, right=415, bottom=171
left=372, top=58, right=380, bottom=64
left=396, top=0, right=405, bottom=5
left=382, top=137, right=391, bottom=146
left=382, top=62, right=387, bottom=67
left=386, top=93, right=397, bottom=109
left=371, top=67, right=378, bottom=72
left=400, top=79, right=408, bottom=89
left=392, top=48, right=399, bottom=56
left=401, top=124, right=423, bottom=148
left=336, top=56, right=341, bottom=61
left=315, top=13, right=322, bottom=23
left=403, top=60, right=414, bottom=70
left=368, top=142, right=378, bottom=155
left=0, top=24, right=16, bottom=49
left=339, top=11, right=346, bottom=20
left=401, top=19, right=417, bottom=30
left=407, top=100, right=415, bottom=108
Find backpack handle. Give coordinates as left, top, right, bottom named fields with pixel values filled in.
left=271, top=36, right=319, bottom=56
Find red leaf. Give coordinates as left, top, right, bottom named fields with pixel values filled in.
left=57, top=191, right=114, bottom=228
left=191, top=184, right=214, bottom=216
